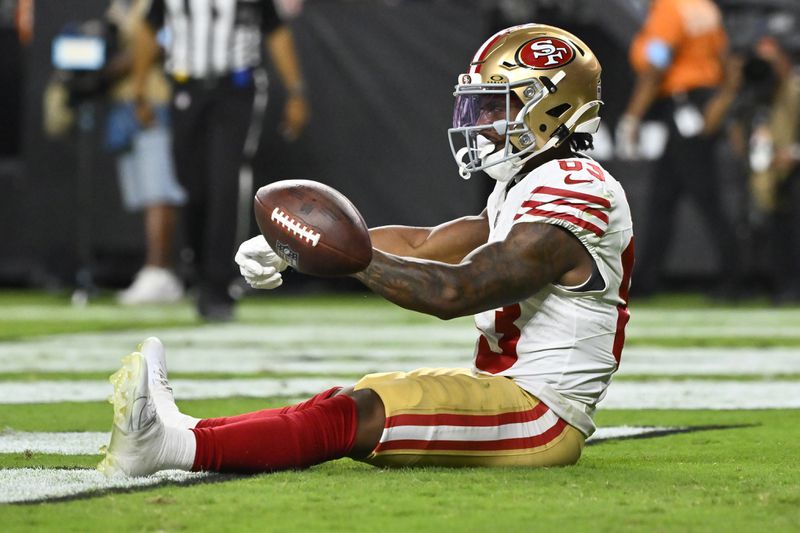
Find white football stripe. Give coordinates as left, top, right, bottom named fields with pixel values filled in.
left=618, top=347, right=800, bottom=375
left=600, top=380, right=800, bottom=409
left=0, top=379, right=798, bottom=408
left=0, top=426, right=676, bottom=457
left=0, top=468, right=210, bottom=504
left=1, top=322, right=800, bottom=375
left=381, top=410, right=561, bottom=443
left=0, top=431, right=108, bottom=455
left=587, top=426, right=679, bottom=442
left=0, top=377, right=343, bottom=404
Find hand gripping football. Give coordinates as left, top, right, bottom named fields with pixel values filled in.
left=254, top=179, right=372, bottom=276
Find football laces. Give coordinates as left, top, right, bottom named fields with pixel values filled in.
left=271, top=207, right=321, bottom=247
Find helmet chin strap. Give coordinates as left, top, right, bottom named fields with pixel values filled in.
left=455, top=135, right=501, bottom=180
left=482, top=149, right=523, bottom=183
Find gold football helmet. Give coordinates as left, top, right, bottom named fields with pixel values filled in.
left=448, top=23, right=603, bottom=181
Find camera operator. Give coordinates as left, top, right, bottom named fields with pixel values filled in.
left=44, top=2, right=187, bottom=305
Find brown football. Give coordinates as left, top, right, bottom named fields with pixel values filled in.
left=253, top=179, right=372, bottom=277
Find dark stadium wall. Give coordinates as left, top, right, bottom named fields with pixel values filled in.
left=0, top=0, right=729, bottom=288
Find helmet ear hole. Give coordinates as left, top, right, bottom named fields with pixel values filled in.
left=546, top=103, right=571, bottom=118
left=539, top=124, right=547, bottom=132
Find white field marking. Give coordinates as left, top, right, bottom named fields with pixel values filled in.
left=0, top=425, right=677, bottom=504
left=0, top=303, right=419, bottom=323
left=4, top=304, right=799, bottom=329
left=2, top=323, right=800, bottom=375
left=0, top=323, right=473, bottom=373
left=0, top=431, right=109, bottom=455
left=617, top=347, right=800, bottom=376
left=1, top=378, right=799, bottom=408
left=0, top=468, right=210, bottom=504
left=600, top=380, right=800, bottom=409
left=0, top=344, right=467, bottom=374
left=0, top=377, right=344, bottom=404
left=626, top=326, right=800, bottom=338
left=628, top=308, right=800, bottom=338
left=586, top=426, right=678, bottom=442
left=271, top=207, right=321, bottom=246
left=0, top=426, right=679, bottom=457
left=0, top=320, right=800, bottom=376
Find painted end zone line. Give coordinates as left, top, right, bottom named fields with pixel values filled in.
left=0, top=426, right=683, bottom=504
left=1, top=379, right=799, bottom=409
left=0, top=426, right=676, bottom=457
left=0, top=469, right=215, bottom=505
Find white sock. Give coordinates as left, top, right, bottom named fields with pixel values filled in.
left=155, top=426, right=197, bottom=471
left=155, top=399, right=201, bottom=430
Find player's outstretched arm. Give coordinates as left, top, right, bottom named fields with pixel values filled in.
left=369, top=210, right=489, bottom=265
left=354, top=221, right=591, bottom=319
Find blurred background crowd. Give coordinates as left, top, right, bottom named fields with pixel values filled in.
left=0, top=0, right=798, bottom=319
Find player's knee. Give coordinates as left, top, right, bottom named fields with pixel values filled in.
left=336, top=386, right=385, bottom=457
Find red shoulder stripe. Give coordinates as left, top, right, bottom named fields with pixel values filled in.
left=520, top=198, right=609, bottom=224
left=530, top=186, right=611, bottom=208
left=515, top=208, right=606, bottom=237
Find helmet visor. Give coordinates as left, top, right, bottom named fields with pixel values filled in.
left=452, top=93, right=514, bottom=129
left=452, top=94, right=482, bottom=129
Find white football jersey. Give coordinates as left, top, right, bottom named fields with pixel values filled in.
left=472, top=157, right=634, bottom=437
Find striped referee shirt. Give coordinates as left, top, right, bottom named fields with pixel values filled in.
left=145, top=0, right=281, bottom=79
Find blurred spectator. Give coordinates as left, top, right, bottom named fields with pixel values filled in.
left=133, top=0, right=310, bottom=321
left=106, top=0, right=186, bottom=305
left=617, top=0, right=741, bottom=297
left=740, top=36, right=800, bottom=303
left=42, top=5, right=184, bottom=302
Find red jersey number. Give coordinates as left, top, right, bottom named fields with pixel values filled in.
left=475, top=304, right=521, bottom=374
left=558, top=160, right=606, bottom=182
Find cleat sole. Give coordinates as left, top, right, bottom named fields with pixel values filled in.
left=97, top=352, right=145, bottom=477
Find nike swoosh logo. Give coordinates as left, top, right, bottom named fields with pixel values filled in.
left=564, top=174, right=593, bottom=185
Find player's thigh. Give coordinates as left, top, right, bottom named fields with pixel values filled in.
left=354, top=368, right=584, bottom=468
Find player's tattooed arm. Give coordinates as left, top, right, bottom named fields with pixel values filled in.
left=354, top=222, right=592, bottom=319
left=368, top=210, right=489, bottom=265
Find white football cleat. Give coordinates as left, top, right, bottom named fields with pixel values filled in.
left=97, top=351, right=195, bottom=477
left=97, top=351, right=166, bottom=477
left=140, top=337, right=199, bottom=430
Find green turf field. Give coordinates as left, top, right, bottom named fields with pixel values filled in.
left=1, top=291, right=799, bottom=531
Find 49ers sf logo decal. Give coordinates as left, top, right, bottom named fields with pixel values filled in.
left=517, top=37, right=575, bottom=69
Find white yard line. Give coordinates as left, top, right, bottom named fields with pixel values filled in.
left=618, top=348, right=800, bottom=375
left=0, top=426, right=677, bottom=457
left=0, top=378, right=798, bottom=408
left=1, top=324, right=799, bottom=375
left=601, top=380, right=800, bottom=409
left=0, top=432, right=109, bottom=455
left=0, top=377, right=344, bottom=404
left=0, top=468, right=210, bottom=504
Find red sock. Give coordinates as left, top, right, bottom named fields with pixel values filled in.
left=191, top=393, right=358, bottom=473
left=196, top=387, right=342, bottom=428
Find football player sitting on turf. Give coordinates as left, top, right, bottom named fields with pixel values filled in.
left=98, top=23, right=634, bottom=476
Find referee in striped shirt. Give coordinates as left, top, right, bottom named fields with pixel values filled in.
left=132, top=0, right=309, bottom=320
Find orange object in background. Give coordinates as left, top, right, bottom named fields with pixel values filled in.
left=630, top=0, right=727, bottom=96
left=15, top=0, right=34, bottom=45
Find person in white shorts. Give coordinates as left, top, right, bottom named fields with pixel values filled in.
left=106, top=0, right=186, bottom=305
